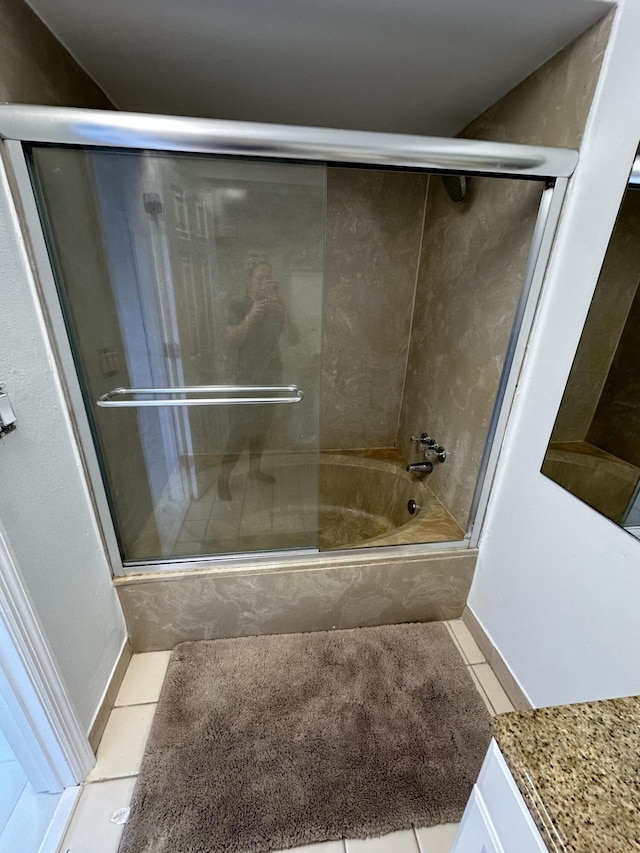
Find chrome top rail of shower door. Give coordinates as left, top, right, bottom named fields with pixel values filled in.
left=0, top=105, right=578, bottom=179
left=96, top=385, right=304, bottom=407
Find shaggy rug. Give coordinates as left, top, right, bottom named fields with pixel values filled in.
left=119, top=622, right=492, bottom=853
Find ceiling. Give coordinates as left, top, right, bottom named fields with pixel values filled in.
left=26, top=0, right=612, bottom=137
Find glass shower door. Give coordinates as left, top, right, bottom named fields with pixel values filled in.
left=27, top=146, right=325, bottom=562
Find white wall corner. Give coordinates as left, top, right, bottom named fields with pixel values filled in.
left=0, top=151, right=127, bottom=732
left=470, top=0, right=640, bottom=707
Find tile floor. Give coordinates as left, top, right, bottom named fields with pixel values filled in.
left=59, top=621, right=514, bottom=853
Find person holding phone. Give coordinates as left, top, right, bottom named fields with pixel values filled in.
left=218, top=257, right=299, bottom=500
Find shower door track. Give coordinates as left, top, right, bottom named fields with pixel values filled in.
left=0, top=106, right=573, bottom=577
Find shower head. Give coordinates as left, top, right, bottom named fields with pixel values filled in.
left=442, top=174, right=467, bottom=203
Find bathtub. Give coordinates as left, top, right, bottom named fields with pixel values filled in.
left=318, top=451, right=463, bottom=549
left=542, top=442, right=640, bottom=523
left=117, top=448, right=475, bottom=650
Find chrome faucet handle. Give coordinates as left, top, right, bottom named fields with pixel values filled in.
left=411, top=432, right=430, bottom=445
left=433, top=445, right=447, bottom=462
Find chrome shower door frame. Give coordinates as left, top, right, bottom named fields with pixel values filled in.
left=0, top=106, right=573, bottom=576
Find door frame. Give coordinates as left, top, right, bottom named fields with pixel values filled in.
left=0, top=522, right=94, bottom=793
left=0, top=107, right=574, bottom=575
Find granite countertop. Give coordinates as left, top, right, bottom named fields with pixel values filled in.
left=492, top=695, right=640, bottom=852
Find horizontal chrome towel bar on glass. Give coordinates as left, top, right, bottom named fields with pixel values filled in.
left=96, top=385, right=304, bottom=407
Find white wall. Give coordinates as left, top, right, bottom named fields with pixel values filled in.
left=469, top=0, right=640, bottom=708
left=0, top=159, right=127, bottom=732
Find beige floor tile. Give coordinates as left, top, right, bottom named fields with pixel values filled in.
left=184, top=498, right=214, bottom=521
left=115, top=652, right=171, bottom=707
left=466, top=665, right=494, bottom=716
left=87, top=705, right=155, bottom=782
left=239, top=512, right=274, bottom=535
left=446, top=621, right=485, bottom=665
left=443, top=623, right=466, bottom=665
left=205, top=515, right=241, bottom=540
left=209, top=498, right=243, bottom=519
left=415, top=823, right=459, bottom=853
left=171, top=540, right=202, bottom=557
left=472, top=663, right=515, bottom=715
left=345, top=829, right=420, bottom=852
left=176, top=516, right=209, bottom=543
left=60, top=777, right=136, bottom=853
left=273, top=842, right=346, bottom=853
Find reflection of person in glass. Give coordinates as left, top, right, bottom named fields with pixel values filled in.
left=217, top=257, right=299, bottom=501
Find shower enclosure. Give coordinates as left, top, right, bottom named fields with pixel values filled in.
left=0, top=107, right=575, bottom=585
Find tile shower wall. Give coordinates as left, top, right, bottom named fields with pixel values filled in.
left=396, top=12, right=613, bottom=531
left=397, top=175, right=543, bottom=529
left=0, top=0, right=112, bottom=107
left=321, top=168, right=427, bottom=449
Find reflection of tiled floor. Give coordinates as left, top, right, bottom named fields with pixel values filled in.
left=130, top=450, right=464, bottom=562
left=61, top=621, right=514, bottom=853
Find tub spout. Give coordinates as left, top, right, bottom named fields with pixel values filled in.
left=406, top=461, right=434, bottom=475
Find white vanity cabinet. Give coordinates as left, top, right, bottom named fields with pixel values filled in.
left=451, top=740, right=549, bottom=853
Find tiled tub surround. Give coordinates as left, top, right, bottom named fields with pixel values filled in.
left=542, top=441, right=640, bottom=524
left=62, top=619, right=515, bottom=853
left=397, top=174, right=544, bottom=529
left=321, top=168, right=428, bottom=451
left=397, top=13, right=613, bottom=531
left=115, top=548, right=477, bottom=651
left=492, top=695, right=640, bottom=853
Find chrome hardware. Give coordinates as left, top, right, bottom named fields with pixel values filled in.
left=407, top=499, right=419, bottom=514
left=411, top=432, right=438, bottom=449
left=96, top=385, right=304, bottom=408
left=409, top=431, right=447, bottom=466
left=432, top=445, right=447, bottom=462
left=411, top=432, right=430, bottom=445
left=0, top=385, right=17, bottom=438
left=406, top=461, right=434, bottom=475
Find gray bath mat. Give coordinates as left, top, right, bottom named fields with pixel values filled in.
left=119, top=622, right=491, bottom=853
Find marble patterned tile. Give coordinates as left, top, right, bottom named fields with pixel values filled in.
left=397, top=172, right=544, bottom=529
left=116, top=549, right=477, bottom=650
left=321, top=168, right=427, bottom=450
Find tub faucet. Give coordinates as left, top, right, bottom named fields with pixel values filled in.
left=406, top=461, right=434, bottom=475
left=410, top=431, right=447, bottom=464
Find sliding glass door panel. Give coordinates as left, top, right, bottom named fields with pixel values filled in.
left=28, top=146, right=325, bottom=562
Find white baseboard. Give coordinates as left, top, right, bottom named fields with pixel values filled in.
left=462, top=606, right=533, bottom=711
